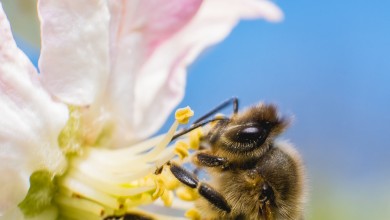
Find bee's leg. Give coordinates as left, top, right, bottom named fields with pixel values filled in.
left=198, top=182, right=232, bottom=213
left=104, top=212, right=154, bottom=220
left=167, top=162, right=231, bottom=213
left=168, top=162, right=198, bottom=188
left=193, top=151, right=229, bottom=169
left=192, top=145, right=207, bottom=174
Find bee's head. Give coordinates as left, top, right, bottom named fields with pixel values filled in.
left=207, top=103, right=289, bottom=159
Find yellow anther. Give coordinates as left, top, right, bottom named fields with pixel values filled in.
left=176, top=186, right=199, bottom=201
left=176, top=140, right=190, bottom=150
left=210, top=113, right=225, bottom=127
left=141, top=175, right=156, bottom=187
left=175, top=106, right=194, bottom=124
left=139, top=193, right=153, bottom=205
left=189, top=128, right=203, bottom=150
left=174, top=141, right=190, bottom=159
left=152, top=177, right=165, bottom=200
left=160, top=168, right=180, bottom=190
left=161, top=190, right=174, bottom=207
left=185, top=208, right=201, bottom=220
left=126, top=193, right=153, bottom=207
left=214, top=113, right=225, bottom=119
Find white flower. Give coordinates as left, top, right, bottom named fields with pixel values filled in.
left=0, top=0, right=282, bottom=219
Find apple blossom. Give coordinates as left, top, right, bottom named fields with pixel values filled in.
left=0, top=0, right=282, bottom=219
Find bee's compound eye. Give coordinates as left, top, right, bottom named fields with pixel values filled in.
left=223, top=122, right=272, bottom=152
left=236, top=126, right=263, bottom=142
left=230, top=124, right=269, bottom=145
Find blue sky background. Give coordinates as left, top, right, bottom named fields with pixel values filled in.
left=173, top=0, right=390, bottom=180
left=171, top=0, right=390, bottom=218
left=12, top=0, right=390, bottom=219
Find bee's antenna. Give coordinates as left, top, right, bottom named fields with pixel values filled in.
left=171, top=97, right=238, bottom=141
left=193, top=97, right=239, bottom=125
left=172, top=118, right=228, bottom=141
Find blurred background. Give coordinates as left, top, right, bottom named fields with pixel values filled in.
left=3, top=0, right=390, bottom=219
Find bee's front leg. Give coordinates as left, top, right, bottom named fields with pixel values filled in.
left=193, top=151, right=230, bottom=169
left=165, top=162, right=231, bottom=213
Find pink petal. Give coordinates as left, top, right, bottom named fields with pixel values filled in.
left=0, top=4, right=68, bottom=215
left=38, top=0, right=110, bottom=105
left=206, top=0, right=284, bottom=22
left=106, top=0, right=202, bottom=142
left=106, top=0, right=282, bottom=142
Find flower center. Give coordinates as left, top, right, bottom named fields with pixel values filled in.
left=52, top=106, right=201, bottom=219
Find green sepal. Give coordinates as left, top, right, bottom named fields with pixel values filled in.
left=18, top=170, right=57, bottom=217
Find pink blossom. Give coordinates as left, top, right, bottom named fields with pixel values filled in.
left=0, top=0, right=282, bottom=218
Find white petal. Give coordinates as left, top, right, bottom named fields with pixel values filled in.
left=105, top=0, right=203, bottom=143
left=0, top=4, right=68, bottom=216
left=208, top=0, right=284, bottom=22
left=0, top=165, right=26, bottom=219
left=132, top=0, right=283, bottom=139
left=38, top=0, right=110, bottom=105
left=105, top=0, right=282, bottom=142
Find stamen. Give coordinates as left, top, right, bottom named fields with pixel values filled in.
left=55, top=193, right=106, bottom=217
left=174, top=141, right=190, bottom=160
left=161, top=190, right=174, bottom=207
left=176, top=187, right=199, bottom=201
left=125, top=193, right=154, bottom=208
left=185, top=208, right=201, bottom=220
left=152, top=177, right=166, bottom=200
left=210, top=113, right=226, bottom=127
left=189, top=128, right=203, bottom=150
left=58, top=176, right=119, bottom=209
left=175, top=106, right=194, bottom=124
left=159, top=167, right=180, bottom=190
left=54, top=106, right=196, bottom=219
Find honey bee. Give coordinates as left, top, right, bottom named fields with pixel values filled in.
left=167, top=98, right=306, bottom=220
